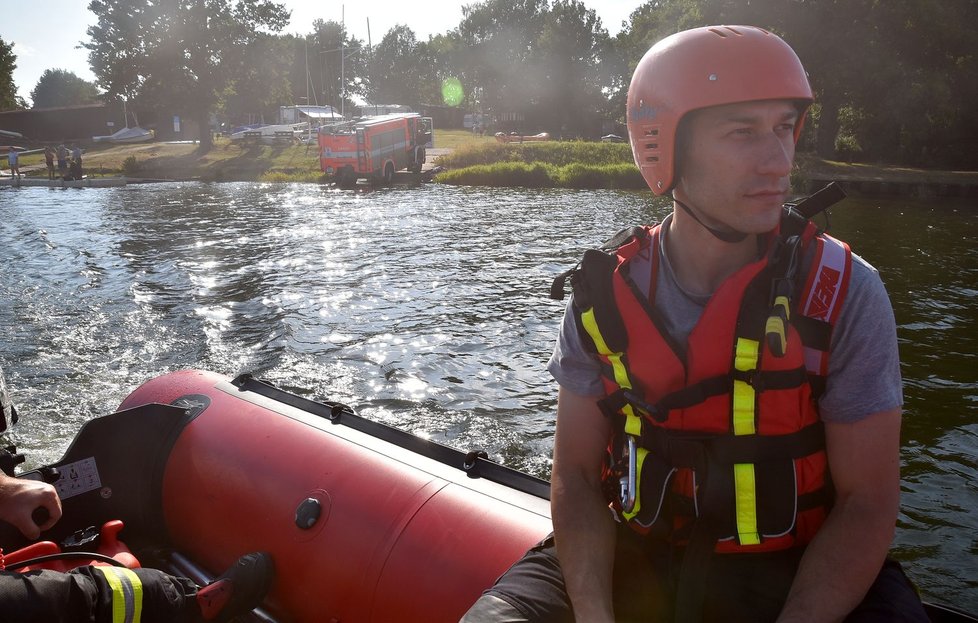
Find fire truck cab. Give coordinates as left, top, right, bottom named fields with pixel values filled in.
left=318, top=113, right=431, bottom=186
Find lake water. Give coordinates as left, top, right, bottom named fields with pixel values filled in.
left=0, top=182, right=975, bottom=611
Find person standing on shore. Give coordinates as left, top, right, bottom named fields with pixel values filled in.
left=70, top=144, right=83, bottom=172
left=56, top=143, right=68, bottom=179
left=44, top=146, right=56, bottom=180
left=6, top=147, right=20, bottom=178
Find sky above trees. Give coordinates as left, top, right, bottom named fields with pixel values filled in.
left=2, top=0, right=636, bottom=105
left=3, top=0, right=975, bottom=169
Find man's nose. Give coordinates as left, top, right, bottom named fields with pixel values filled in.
left=757, top=133, right=794, bottom=177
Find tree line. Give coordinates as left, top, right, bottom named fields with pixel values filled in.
left=2, top=0, right=976, bottom=168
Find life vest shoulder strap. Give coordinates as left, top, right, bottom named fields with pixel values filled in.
left=795, top=233, right=852, bottom=380
left=549, top=225, right=654, bottom=301
left=555, top=225, right=657, bottom=355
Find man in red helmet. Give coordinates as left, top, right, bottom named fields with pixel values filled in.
left=461, top=25, right=927, bottom=623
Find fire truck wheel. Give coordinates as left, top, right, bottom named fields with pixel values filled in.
left=411, top=148, right=425, bottom=173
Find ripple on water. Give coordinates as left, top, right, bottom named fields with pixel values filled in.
left=0, top=186, right=975, bottom=611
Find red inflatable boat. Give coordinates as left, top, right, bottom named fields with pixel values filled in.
left=0, top=370, right=552, bottom=622
left=2, top=370, right=975, bottom=622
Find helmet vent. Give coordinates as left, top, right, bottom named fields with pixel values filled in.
left=645, top=143, right=658, bottom=150
left=646, top=156, right=659, bottom=163
left=645, top=128, right=658, bottom=136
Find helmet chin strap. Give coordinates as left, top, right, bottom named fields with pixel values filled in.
left=672, top=195, right=749, bottom=244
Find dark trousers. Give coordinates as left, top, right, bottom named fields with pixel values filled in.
left=464, top=528, right=930, bottom=623
left=0, top=566, right=198, bottom=623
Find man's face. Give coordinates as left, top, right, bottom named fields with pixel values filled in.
left=674, top=99, right=800, bottom=236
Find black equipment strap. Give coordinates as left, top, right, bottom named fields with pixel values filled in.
left=636, top=421, right=825, bottom=470
left=599, top=366, right=809, bottom=424
left=550, top=226, right=649, bottom=301
left=789, top=181, right=846, bottom=220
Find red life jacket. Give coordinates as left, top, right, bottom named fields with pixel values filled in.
left=570, top=212, right=851, bottom=555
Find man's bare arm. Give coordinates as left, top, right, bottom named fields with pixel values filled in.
left=777, top=407, right=902, bottom=623
left=551, top=386, right=617, bottom=623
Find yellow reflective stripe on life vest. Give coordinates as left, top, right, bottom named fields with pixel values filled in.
left=732, top=337, right=761, bottom=545
left=580, top=307, right=642, bottom=438
left=732, top=338, right=759, bottom=436
left=95, top=566, right=144, bottom=623
left=581, top=308, right=630, bottom=388
left=581, top=305, right=647, bottom=520
left=733, top=463, right=759, bottom=545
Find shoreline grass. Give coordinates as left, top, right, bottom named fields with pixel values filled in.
left=435, top=159, right=646, bottom=189
left=432, top=139, right=646, bottom=189
left=9, top=129, right=975, bottom=191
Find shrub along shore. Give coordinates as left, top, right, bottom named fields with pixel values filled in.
left=432, top=141, right=646, bottom=189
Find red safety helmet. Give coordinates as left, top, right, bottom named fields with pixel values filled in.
left=627, top=25, right=813, bottom=195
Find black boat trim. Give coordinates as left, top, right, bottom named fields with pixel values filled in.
left=230, top=373, right=552, bottom=501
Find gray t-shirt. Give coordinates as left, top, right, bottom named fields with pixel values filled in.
left=548, top=217, right=903, bottom=423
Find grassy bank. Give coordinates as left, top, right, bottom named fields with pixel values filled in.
left=87, top=138, right=326, bottom=182
left=9, top=129, right=976, bottom=192
left=433, top=140, right=646, bottom=190
left=6, top=138, right=326, bottom=182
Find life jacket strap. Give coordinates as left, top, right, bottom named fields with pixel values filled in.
left=635, top=421, right=825, bottom=470
left=550, top=226, right=650, bottom=301
left=598, top=366, right=809, bottom=425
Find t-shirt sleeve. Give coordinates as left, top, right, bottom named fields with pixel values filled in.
left=547, top=297, right=605, bottom=397
left=817, top=253, right=903, bottom=423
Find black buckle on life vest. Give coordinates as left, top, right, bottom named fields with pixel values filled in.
left=600, top=389, right=668, bottom=423
left=731, top=366, right=808, bottom=394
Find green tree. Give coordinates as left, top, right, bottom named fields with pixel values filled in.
left=293, top=20, right=366, bottom=116
left=30, top=69, right=102, bottom=108
left=85, top=0, right=290, bottom=150
left=363, top=25, right=431, bottom=108
left=618, top=0, right=978, bottom=168
left=450, top=0, right=615, bottom=136
left=456, top=0, right=549, bottom=123
left=418, top=31, right=471, bottom=108
left=0, top=37, right=22, bottom=111
left=533, top=0, right=615, bottom=136
left=221, top=33, right=293, bottom=124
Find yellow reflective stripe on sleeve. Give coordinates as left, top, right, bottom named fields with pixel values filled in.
left=95, top=566, right=144, bottom=623
left=733, top=463, right=761, bottom=545
left=732, top=338, right=759, bottom=436
left=732, top=337, right=760, bottom=545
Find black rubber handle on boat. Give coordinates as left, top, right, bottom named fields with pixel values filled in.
left=31, top=506, right=50, bottom=528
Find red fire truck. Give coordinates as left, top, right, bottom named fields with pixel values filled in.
left=318, top=113, right=431, bottom=185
